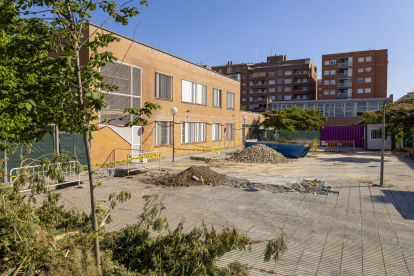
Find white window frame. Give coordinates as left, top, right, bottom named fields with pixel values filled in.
left=324, top=60, right=329, bottom=65
left=284, top=70, right=292, bottom=76
left=155, top=121, right=172, bottom=146
left=212, top=123, right=222, bottom=141
left=330, top=90, right=335, bottom=95
left=365, top=88, right=371, bottom=93
left=358, top=57, right=364, bottom=62
left=330, top=70, right=336, bottom=75
left=324, top=70, right=330, bottom=75
left=330, top=80, right=336, bottom=85
left=213, top=88, right=222, bottom=107
left=181, top=122, right=206, bottom=144
left=370, top=129, right=381, bottom=140
left=269, top=80, right=276, bottom=85
left=324, top=90, right=329, bottom=95
left=357, top=78, right=364, bottom=83
left=365, top=77, right=372, bottom=83
left=227, top=92, right=235, bottom=109
left=155, top=72, right=173, bottom=100
left=268, top=88, right=276, bottom=92
left=324, top=80, right=329, bottom=85
left=284, top=79, right=292, bottom=84
left=365, top=67, right=372, bottom=72
left=226, top=123, right=234, bottom=140
left=284, top=95, right=292, bottom=100
left=357, top=88, right=364, bottom=94
left=330, top=60, right=336, bottom=65
left=358, top=68, right=364, bottom=73
left=366, top=56, right=372, bottom=62
left=181, top=79, right=207, bottom=105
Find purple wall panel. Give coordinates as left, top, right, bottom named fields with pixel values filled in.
left=320, top=126, right=364, bottom=147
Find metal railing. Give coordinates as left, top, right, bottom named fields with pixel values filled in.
left=338, top=83, right=352, bottom=87
left=338, top=73, right=349, bottom=77
left=318, top=141, right=355, bottom=153
left=337, top=93, right=350, bottom=98
left=9, top=161, right=81, bottom=192
left=105, top=149, right=161, bottom=175
left=338, top=62, right=352, bottom=67
left=294, top=79, right=309, bottom=83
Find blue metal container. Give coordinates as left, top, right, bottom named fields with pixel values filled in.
left=245, top=141, right=311, bottom=158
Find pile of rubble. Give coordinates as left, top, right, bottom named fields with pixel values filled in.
left=144, top=166, right=228, bottom=187
left=230, top=144, right=288, bottom=164
left=289, top=179, right=337, bottom=195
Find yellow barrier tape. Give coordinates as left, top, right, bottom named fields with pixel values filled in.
left=190, top=144, right=212, bottom=149
left=1, top=154, right=162, bottom=178
left=232, top=139, right=245, bottom=141
left=160, top=146, right=226, bottom=152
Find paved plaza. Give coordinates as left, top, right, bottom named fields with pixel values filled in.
left=53, top=150, right=414, bottom=275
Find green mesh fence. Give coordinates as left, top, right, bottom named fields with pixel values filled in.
left=59, top=133, right=87, bottom=167
left=278, top=130, right=320, bottom=141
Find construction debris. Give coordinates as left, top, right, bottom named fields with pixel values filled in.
left=290, top=179, right=336, bottom=195
left=230, top=144, right=289, bottom=164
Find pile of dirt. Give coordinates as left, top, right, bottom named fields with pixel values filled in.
left=290, top=179, right=337, bottom=195
left=277, top=139, right=300, bottom=144
left=144, top=166, right=228, bottom=187
left=230, top=144, right=288, bottom=164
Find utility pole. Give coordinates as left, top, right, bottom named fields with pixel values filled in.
left=380, top=100, right=387, bottom=186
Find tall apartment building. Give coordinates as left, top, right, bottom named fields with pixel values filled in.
left=318, top=50, right=388, bottom=100
left=212, top=55, right=318, bottom=112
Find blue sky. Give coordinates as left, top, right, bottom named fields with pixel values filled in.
left=90, top=1, right=412, bottom=100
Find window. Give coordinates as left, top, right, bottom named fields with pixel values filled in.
left=371, top=129, right=381, bottom=140
left=182, top=80, right=207, bottom=105
left=243, top=68, right=246, bottom=71
left=277, top=86, right=283, bottom=92
left=242, top=75, right=246, bottom=79
left=284, top=87, right=292, bottom=92
left=358, top=57, right=364, bottom=62
left=330, top=60, right=336, bottom=65
left=358, top=68, right=364, bottom=73
left=155, top=72, right=172, bottom=100
left=242, top=83, right=246, bottom=86
left=365, top=77, right=372, bottom=83
left=324, top=60, right=329, bottom=65
left=277, top=94, right=283, bottom=100
left=330, top=90, right=335, bottom=95
left=277, top=70, right=283, bottom=76
left=366, top=56, right=372, bottom=62
left=219, top=70, right=222, bottom=73
left=242, top=90, right=245, bottom=94
left=324, top=70, right=330, bottom=75
left=249, top=89, right=253, bottom=94
left=227, top=67, right=232, bottom=74
left=242, top=98, right=246, bottom=101
left=155, top=121, right=172, bottom=145
left=226, top=123, right=234, bottom=140
left=212, top=123, right=221, bottom=141
left=358, top=88, right=364, bottom=94
left=284, top=95, right=292, bottom=100
left=284, top=79, right=292, bottom=84
left=249, top=82, right=253, bottom=86
left=357, top=102, right=367, bottom=116
left=269, top=80, right=276, bottom=85
left=249, top=97, right=253, bottom=101
left=285, top=70, right=292, bottom=76
left=269, top=96, right=276, bottom=101
left=269, top=88, right=275, bottom=92
left=213, top=88, right=222, bottom=107
left=330, top=80, right=336, bottom=85
left=357, top=78, right=364, bottom=83
left=324, top=80, right=329, bottom=85
left=269, top=72, right=276, bottom=77
left=330, top=70, right=336, bottom=75
left=100, top=62, right=142, bottom=125
left=365, top=67, right=372, bottom=72
left=365, top=88, right=371, bottom=93
left=182, top=122, right=206, bottom=143
left=236, top=67, right=240, bottom=72
left=277, top=78, right=283, bottom=84
left=324, top=90, right=329, bottom=95
left=227, top=92, right=235, bottom=109
left=249, top=74, right=253, bottom=78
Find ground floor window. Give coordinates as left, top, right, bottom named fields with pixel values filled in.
left=226, top=123, right=234, bottom=140
left=212, top=123, right=222, bottom=141
left=371, top=129, right=381, bottom=140
left=155, top=121, right=172, bottom=146
left=181, top=122, right=206, bottom=143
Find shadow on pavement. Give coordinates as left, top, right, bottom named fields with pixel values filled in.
left=392, top=153, right=414, bottom=172
left=371, top=189, right=414, bottom=220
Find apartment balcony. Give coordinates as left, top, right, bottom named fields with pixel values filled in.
left=337, top=92, right=351, bottom=98
left=338, top=62, right=353, bottom=67
left=338, top=83, right=352, bottom=88
left=337, top=72, right=349, bottom=77
left=294, top=86, right=310, bottom=92
left=294, top=71, right=309, bottom=75
left=294, top=79, right=309, bottom=84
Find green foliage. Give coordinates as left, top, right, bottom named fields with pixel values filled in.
left=360, top=101, right=414, bottom=142
left=261, top=107, right=327, bottom=132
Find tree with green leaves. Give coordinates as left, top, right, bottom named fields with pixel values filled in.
left=261, top=107, right=327, bottom=132
left=359, top=100, right=414, bottom=149
left=0, top=0, right=160, bottom=273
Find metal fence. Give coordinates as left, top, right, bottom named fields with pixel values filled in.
left=102, top=149, right=161, bottom=175
left=9, top=160, right=81, bottom=192
left=318, top=141, right=355, bottom=153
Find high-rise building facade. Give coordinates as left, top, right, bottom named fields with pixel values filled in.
left=318, top=50, right=388, bottom=100
left=212, top=55, right=318, bottom=112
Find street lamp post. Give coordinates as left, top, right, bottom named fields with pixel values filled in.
left=170, top=107, right=178, bottom=162
left=267, top=98, right=272, bottom=111
left=380, top=100, right=387, bottom=186
left=242, top=115, right=247, bottom=143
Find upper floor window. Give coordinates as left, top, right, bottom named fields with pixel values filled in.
left=324, top=70, right=329, bottom=75
left=182, top=79, right=206, bottom=105
left=358, top=57, right=364, bottom=62
left=242, top=83, right=246, bottom=86
left=284, top=79, right=292, bottom=84
left=365, top=67, right=372, bottom=72
left=366, top=56, right=372, bottom=62
left=213, top=88, right=222, bottom=107
left=182, top=122, right=206, bottom=143
left=330, top=70, right=336, bottom=75
left=242, top=75, right=246, bottom=79
left=269, top=72, right=276, bottom=77
left=330, top=60, right=336, bottom=65
left=269, top=80, right=276, bottom=85
left=277, top=86, right=283, bottom=92
left=358, top=68, right=364, bottom=73
left=155, top=72, right=172, bottom=100
left=324, top=60, right=329, bottom=65
left=365, top=77, right=372, bottom=83
left=277, top=70, right=283, bottom=76
left=227, top=92, right=235, bottom=109
left=284, top=70, right=292, bottom=76
left=330, top=80, right=336, bottom=85
left=277, top=78, right=283, bottom=84
left=365, top=88, right=372, bottom=93
left=324, top=90, right=329, bottom=95
left=357, top=78, right=364, bottom=83
left=324, top=80, right=329, bottom=85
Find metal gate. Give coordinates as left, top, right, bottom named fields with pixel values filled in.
left=320, top=126, right=364, bottom=147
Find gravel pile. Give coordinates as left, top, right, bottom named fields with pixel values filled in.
left=230, top=144, right=288, bottom=164
left=290, top=179, right=337, bottom=195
